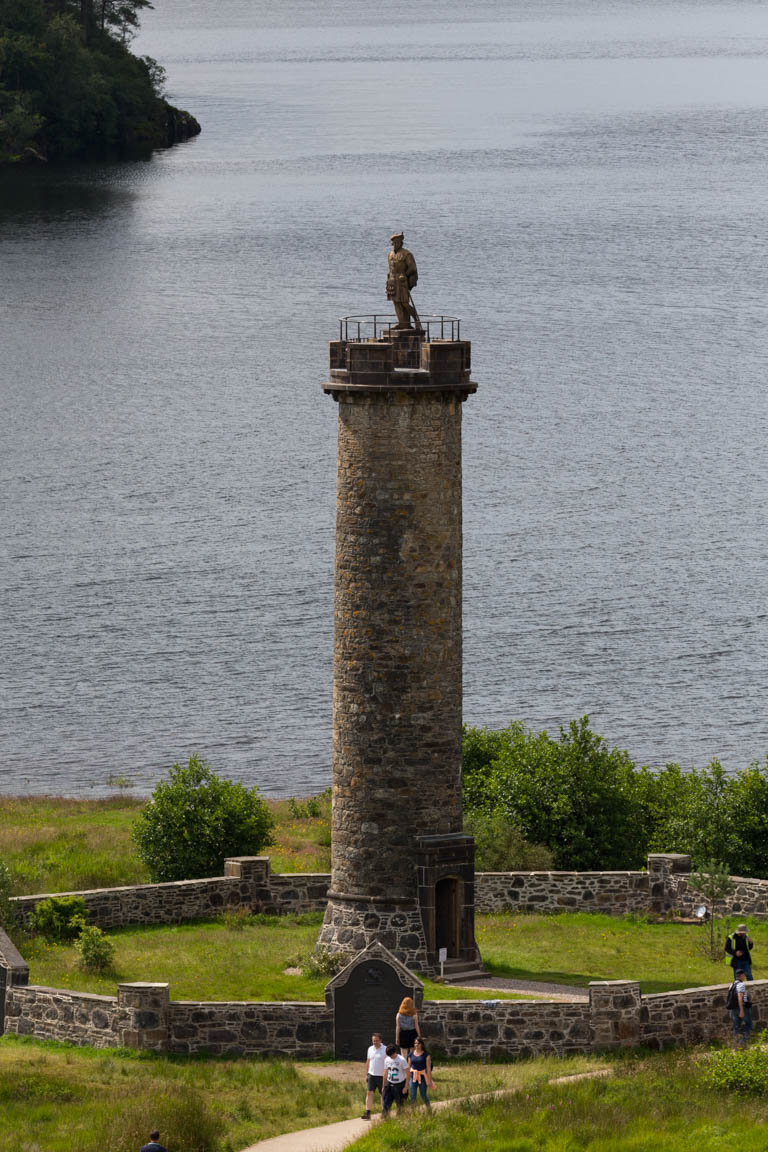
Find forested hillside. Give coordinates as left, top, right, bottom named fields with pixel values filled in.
left=0, top=0, right=200, bottom=162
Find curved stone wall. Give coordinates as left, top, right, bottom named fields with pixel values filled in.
left=5, top=978, right=764, bottom=1060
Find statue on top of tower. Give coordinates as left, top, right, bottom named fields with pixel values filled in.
left=386, top=232, right=420, bottom=330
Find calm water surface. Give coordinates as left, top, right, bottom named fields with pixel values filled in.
left=2, top=0, right=768, bottom=795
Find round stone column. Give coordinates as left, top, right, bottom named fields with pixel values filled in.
left=318, top=332, right=477, bottom=971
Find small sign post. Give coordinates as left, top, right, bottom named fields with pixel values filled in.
left=438, top=947, right=447, bottom=980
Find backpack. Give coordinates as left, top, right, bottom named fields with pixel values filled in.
left=725, top=981, right=740, bottom=1011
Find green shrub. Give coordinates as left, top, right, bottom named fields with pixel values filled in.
left=0, top=861, right=14, bottom=929
left=649, top=759, right=734, bottom=868
left=287, top=792, right=327, bottom=820
left=291, top=946, right=351, bottom=979
left=132, top=755, right=274, bottom=882
left=463, top=717, right=649, bottom=870
left=464, top=810, right=553, bottom=871
left=29, top=896, right=88, bottom=942
left=704, top=1045, right=768, bottom=1095
left=219, top=906, right=254, bottom=931
left=463, top=721, right=768, bottom=878
left=74, top=925, right=115, bottom=973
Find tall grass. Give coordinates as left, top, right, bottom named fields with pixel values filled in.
left=0, top=796, right=147, bottom=894
left=347, top=1049, right=768, bottom=1152
left=0, top=793, right=333, bottom=896
left=0, top=1036, right=602, bottom=1152
left=85, top=1086, right=224, bottom=1152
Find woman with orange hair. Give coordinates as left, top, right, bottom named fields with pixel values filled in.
left=395, top=996, right=420, bottom=1056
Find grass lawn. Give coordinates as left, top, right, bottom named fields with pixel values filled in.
left=2, top=794, right=759, bottom=999
left=21, top=912, right=527, bottom=1001
left=0, top=793, right=332, bottom=896
left=478, top=911, right=761, bottom=993
left=0, top=796, right=148, bottom=895
left=0, top=1034, right=603, bottom=1152
left=22, top=909, right=754, bottom=1001
left=345, top=1047, right=768, bottom=1152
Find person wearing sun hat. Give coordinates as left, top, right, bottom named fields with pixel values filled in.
left=725, top=923, right=754, bottom=980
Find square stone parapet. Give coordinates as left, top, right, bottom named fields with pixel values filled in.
left=647, top=854, right=692, bottom=875
left=225, top=856, right=271, bottom=883
left=324, top=337, right=476, bottom=400
left=118, top=981, right=170, bottom=1010
left=118, top=982, right=170, bottom=1051
left=589, top=980, right=642, bottom=1049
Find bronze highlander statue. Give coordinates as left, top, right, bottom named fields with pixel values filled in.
left=386, top=232, right=420, bottom=330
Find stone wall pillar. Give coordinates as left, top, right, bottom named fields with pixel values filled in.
left=118, top=983, right=169, bottom=1051
left=589, top=980, right=642, bottom=1049
left=318, top=328, right=479, bottom=972
left=647, top=854, right=692, bottom=914
left=225, top=856, right=270, bottom=886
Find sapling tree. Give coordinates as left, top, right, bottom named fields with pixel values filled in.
left=691, top=859, right=734, bottom=960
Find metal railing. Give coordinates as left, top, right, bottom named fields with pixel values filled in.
left=338, top=314, right=461, bottom=343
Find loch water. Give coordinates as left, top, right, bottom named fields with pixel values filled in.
left=2, top=0, right=768, bottom=796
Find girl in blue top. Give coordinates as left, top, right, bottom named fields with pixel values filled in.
left=408, top=1037, right=433, bottom=1106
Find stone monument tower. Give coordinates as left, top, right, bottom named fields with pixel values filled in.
left=317, top=238, right=482, bottom=977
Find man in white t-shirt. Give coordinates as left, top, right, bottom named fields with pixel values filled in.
left=362, top=1032, right=387, bottom=1120
left=381, top=1043, right=409, bottom=1114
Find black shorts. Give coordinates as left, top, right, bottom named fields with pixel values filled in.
left=367, top=1074, right=383, bottom=1092
left=399, top=1029, right=417, bottom=1050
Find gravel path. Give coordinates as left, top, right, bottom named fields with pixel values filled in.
left=240, top=1069, right=610, bottom=1152
left=448, top=975, right=589, bottom=1000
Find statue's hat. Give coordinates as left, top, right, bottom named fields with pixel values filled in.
left=390, top=231, right=404, bottom=242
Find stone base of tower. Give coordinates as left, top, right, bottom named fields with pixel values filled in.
left=318, top=835, right=483, bottom=978
left=317, top=897, right=431, bottom=973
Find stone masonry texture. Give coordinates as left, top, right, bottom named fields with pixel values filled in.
left=475, top=870, right=653, bottom=914
left=7, top=979, right=766, bottom=1059
left=329, top=389, right=465, bottom=902
left=10, top=858, right=330, bottom=930
left=14, top=854, right=768, bottom=931
left=168, top=1002, right=333, bottom=1057
left=317, top=898, right=429, bottom=970
left=9, top=855, right=768, bottom=1058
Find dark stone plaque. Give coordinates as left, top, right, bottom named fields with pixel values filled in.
left=333, top=958, right=412, bottom=1059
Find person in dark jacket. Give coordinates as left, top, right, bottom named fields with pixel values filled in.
left=726, top=924, right=754, bottom=980
left=140, top=1132, right=167, bottom=1152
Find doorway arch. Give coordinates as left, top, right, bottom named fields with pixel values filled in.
left=435, top=876, right=460, bottom=958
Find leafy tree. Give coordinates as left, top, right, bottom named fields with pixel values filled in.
left=0, top=0, right=194, bottom=162
left=727, top=760, right=768, bottom=878
left=461, top=723, right=513, bottom=781
left=463, top=810, right=553, bottom=872
left=463, top=717, right=648, bottom=870
left=132, top=755, right=274, bottom=883
left=691, top=859, right=734, bottom=960
left=463, top=719, right=768, bottom=878
left=650, top=759, right=735, bottom=868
